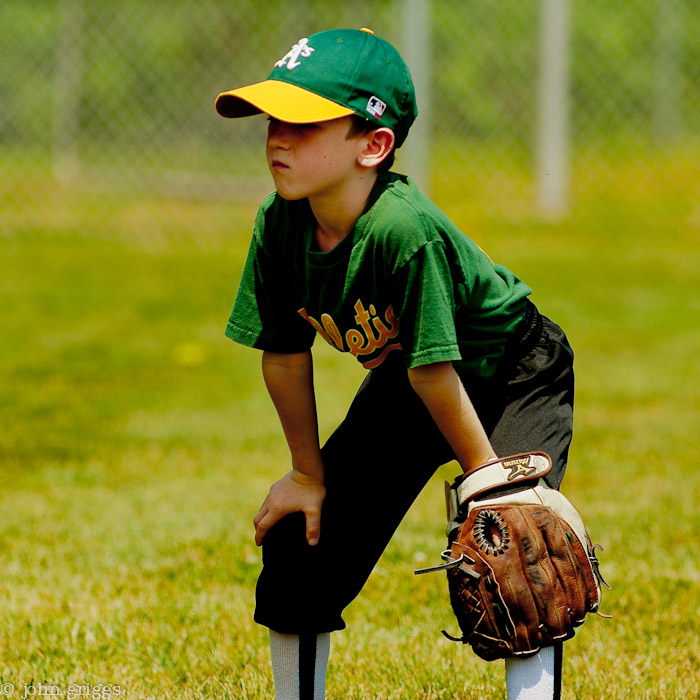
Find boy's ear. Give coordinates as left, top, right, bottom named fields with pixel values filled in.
left=358, top=128, right=395, bottom=169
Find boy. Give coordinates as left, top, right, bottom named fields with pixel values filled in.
left=216, top=28, right=574, bottom=700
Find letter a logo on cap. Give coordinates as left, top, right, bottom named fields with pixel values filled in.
left=274, top=37, right=315, bottom=71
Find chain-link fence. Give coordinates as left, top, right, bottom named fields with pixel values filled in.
left=2, top=0, right=699, bottom=225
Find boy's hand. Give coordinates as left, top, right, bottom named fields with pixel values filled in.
left=253, top=470, right=326, bottom=547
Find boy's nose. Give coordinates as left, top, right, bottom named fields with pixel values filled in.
left=267, top=119, right=291, bottom=147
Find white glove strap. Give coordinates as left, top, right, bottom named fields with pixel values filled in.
left=456, top=452, right=553, bottom=506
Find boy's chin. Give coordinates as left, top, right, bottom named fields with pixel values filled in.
left=272, top=186, right=306, bottom=202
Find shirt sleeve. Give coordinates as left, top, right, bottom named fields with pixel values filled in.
left=391, top=240, right=463, bottom=368
left=225, top=204, right=316, bottom=353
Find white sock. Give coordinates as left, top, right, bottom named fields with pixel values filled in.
left=505, top=645, right=562, bottom=700
left=269, top=630, right=331, bottom=700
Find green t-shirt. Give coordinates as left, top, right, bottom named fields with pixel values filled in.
left=226, top=173, right=532, bottom=379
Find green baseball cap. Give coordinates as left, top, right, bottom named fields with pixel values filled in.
left=215, top=28, right=417, bottom=147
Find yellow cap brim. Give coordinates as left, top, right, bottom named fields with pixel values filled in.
left=215, top=79, right=354, bottom=123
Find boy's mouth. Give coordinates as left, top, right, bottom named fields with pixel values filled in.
left=271, top=159, right=289, bottom=171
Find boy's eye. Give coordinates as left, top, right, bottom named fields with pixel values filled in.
left=267, top=118, right=321, bottom=137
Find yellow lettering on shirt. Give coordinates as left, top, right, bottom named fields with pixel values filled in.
left=297, top=301, right=401, bottom=368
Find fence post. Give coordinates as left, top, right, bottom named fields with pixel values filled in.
left=400, top=0, right=431, bottom=195
left=654, top=0, right=683, bottom=144
left=54, top=0, right=84, bottom=184
left=536, top=0, right=570, bottom=217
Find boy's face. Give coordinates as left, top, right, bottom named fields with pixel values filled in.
left=266, top=116, right=370, bottom=202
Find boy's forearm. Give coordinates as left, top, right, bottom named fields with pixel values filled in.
left=407, top=362, right=497, bottom=475
left=261, top=350, right=324, bottom=481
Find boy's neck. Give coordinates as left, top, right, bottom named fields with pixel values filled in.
left=309, top=171, right=378, bottom=252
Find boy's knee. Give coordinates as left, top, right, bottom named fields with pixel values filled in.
left=262, top=511, right=308, bottom=553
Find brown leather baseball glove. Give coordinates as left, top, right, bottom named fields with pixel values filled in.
left=416, top=452, right=609, bottom=661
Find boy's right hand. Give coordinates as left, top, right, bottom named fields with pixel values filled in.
left=253, top=469, right=326, bottom=547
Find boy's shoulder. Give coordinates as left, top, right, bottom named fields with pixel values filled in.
left=253, top=191, right=313, bottom=244
left=372, top=172, right=437, bottom=218
left=256, top=189, right=308, bottom=221
left=363, top=172, right=462, bottom=251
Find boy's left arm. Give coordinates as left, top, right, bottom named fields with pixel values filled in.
left=407, top=361, right=497, bottom=475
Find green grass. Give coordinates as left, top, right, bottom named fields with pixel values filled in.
left=1, top=160, right=699, bottom=699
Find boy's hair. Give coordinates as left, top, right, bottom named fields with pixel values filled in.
left=346, top=115, right=396, bottom=173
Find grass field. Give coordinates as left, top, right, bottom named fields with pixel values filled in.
left=1, top=161, right=699, bottom=699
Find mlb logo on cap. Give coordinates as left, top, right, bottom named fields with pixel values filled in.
left=366, top=96, right=387, bottom=120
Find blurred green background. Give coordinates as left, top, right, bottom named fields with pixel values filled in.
left=1, top=1, right=699, bottom=698
left=2, top=0, right=699, bottom=214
